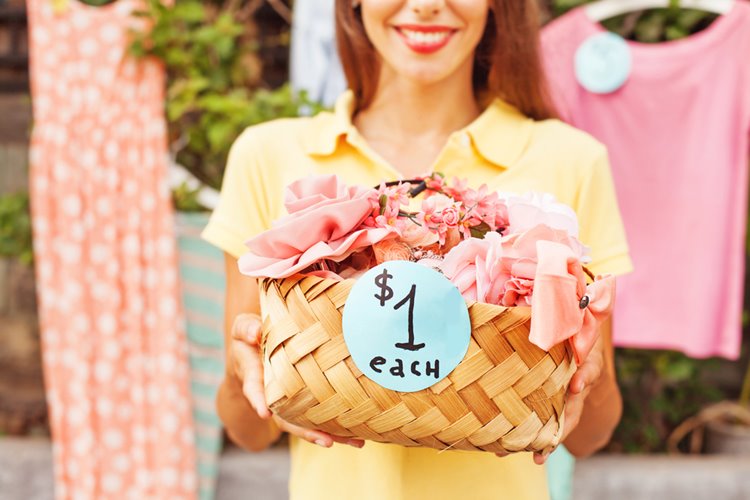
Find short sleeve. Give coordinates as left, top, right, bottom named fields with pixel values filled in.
left=201, top=128, right=274, bottom=259
left=575, top=145, right=633, bottom=277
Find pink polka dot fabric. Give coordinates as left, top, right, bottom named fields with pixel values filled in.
left=27, top=1, right=197, bottom=498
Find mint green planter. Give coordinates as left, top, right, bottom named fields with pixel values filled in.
left=176, top=212, right=226, bottom=500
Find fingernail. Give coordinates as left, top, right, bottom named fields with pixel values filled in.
left=347, top=439, right=364, bottom=448
left=315, top=439, right=328, bottom=447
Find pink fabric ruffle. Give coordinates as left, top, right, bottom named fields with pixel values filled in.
left=239, top=175, right=396, bottom=279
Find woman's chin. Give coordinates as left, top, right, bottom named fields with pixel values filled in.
left=390, top=66, right=458, bottom=89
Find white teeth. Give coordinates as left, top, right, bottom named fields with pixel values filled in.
left=400, top=29, right=450, bottom=45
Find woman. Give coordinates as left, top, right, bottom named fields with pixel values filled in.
left=202, top=1, right=632, bottom=498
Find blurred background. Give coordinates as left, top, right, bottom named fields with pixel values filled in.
left=1, top=1, right=749, bottom=499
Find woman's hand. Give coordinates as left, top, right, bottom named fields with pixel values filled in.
left=496, top=329, right=617, bottom=464
left=530, top=334, right=606, bottom=465
left=230, top=313, right=365, bottom=449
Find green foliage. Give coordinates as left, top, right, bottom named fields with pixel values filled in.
left=548, top=0, right=718, bottom=42
left=129, top=0, right=320, bottom=203
left=609, top=349, right=731, bottom=453
left=77, top=0, right=118, bottom=6
left=0, top=192, right=33, bottom=265
left=171, top=182, right=205, bottom=213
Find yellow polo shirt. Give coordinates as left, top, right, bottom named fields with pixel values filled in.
left=202, top=91, right=632, bottom=500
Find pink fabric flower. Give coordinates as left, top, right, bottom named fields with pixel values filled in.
left=239, top=175, right=396, bottom=279
left=501, top=277, right=535, bottom=307
left=504, top=192, right=580, bottom=238
left=501, top=223, right=590, bottom=279
left=439, top=232, right=509, bottom=304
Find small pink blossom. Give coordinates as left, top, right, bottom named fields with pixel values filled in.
left=363, top=182, right=411, bottom=231
left=441, top=206, right=460, bottom=227
left=421, top=194, right=463, bottom=245
left=422, top=193, right=454, bottom=218
left=443, top=177, right=469, bottom=202
left=424, top=173, right=445, bottom=194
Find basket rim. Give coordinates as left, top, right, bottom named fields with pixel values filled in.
left=260, top=272, right=533, bottom=320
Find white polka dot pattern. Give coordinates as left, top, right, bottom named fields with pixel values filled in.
left=27, top=1, right=198, bottom=498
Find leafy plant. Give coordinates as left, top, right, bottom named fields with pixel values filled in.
left=607, top=348, right=736, bottom=453
left=129, top=0, right=320, bottom=203
left=0, top=192, right=33, bottom=265
left=546, top=0, right=718, bottom=42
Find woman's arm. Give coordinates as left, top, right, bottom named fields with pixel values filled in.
left=216, top=253, right=281, bottom=451
left=217, top=253, right=366, bottom=451
left=561, top=316, right=623, bottom=457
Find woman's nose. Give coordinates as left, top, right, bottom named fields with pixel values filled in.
left=408, top=0, right=445, bottom=17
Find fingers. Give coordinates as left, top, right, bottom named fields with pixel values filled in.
left=274, top=417, right=364, bottom=449
left=569, top=351, right=603, bottom=395
left=232, top=313, right=262, bottom=345
left=330, top=435, right=366, bottom=448
left=230, top=313, right=364, bottom=449
left=232, top=339, right=271, bottom=419
left=229, top=313, right=269, bottom=418
left=560, top=390, right=586, bottom=442
left=533, top=449, right=551, bottom=465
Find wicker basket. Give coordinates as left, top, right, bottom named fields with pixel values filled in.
left=259, top=273, right=577, bottom=454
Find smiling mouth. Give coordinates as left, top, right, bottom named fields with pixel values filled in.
left=395, top=26, right=456, bottom=54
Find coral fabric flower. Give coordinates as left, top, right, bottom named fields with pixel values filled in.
left=373, top=239, right=413, bottom=264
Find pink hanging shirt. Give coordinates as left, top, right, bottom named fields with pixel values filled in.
left=541, top=3, right=750, bottom=359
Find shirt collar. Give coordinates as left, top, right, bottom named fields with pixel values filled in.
left=302, top=90, right=535, bottom=169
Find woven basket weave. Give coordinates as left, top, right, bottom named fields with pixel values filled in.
left=259, top=274, right=577, bottom=454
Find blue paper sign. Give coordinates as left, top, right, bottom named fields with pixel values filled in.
left=342, top=261, right=471, bottom=393
left=575, top=32, right=632, bottom=94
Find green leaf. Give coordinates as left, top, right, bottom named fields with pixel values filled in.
left=0, top=192, right=33, bottom=264
left=665, top=25, right=689, bottom=41
left=206, top=121, right=236, bottom=153
left=469, top=222, right=492, bottom=239
left=379, top=195, right=388, bottom=216
left=635, top=12, right=667, bottom=43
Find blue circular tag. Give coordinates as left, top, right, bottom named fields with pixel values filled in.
left=575, top=32, right=632, bottom=94
left=342, top=261, right=471, bottom=393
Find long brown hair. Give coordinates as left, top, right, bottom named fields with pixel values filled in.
left=335, top=0, right=558, bottom=121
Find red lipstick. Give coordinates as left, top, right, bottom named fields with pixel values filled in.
left=395, top=25, right=456, bottom=55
